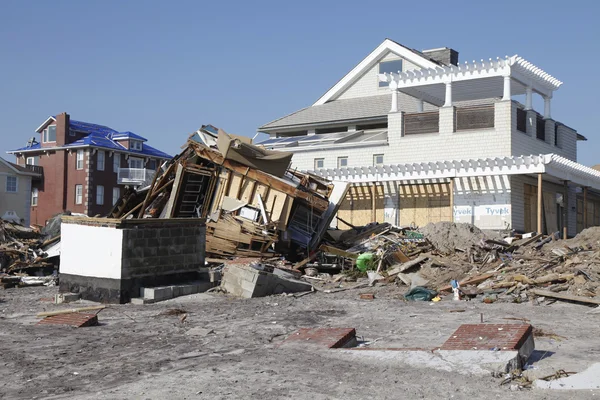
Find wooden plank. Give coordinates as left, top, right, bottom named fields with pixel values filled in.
left=319, top=245, right=359, bottom=259
left=537, top=174, right=543, bottom=234
left=584, top=186, right=588, bottom=228
left=138, top=168, right=161, bottom=218
left=563, top=180, right=569, bottom=239
left=438, top=272, right=496, bottom=292
left=529, top=289, right=600, bottom=305
left=37, top=305, right=106, bottom=317
left=163, top=163, right=185, bottom=218
left=543, top=192, right=558, bottom=234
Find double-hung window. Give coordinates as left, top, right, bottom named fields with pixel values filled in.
left=112, top=187, right=120, bottom=205
left=43, top=125, right=57, bottom=142
left=75, top=185, right=83, bottom=204
left=97, top=150, right=105, bottom=171
left=96, top=185, right=104, bottom=205
left=76, top=150, right=84, bottom=170
left=31, top=188, right=39, bottom=206
left=6, top=176, right=17, bottom=193
left=113, top=153, right=121, bottom=172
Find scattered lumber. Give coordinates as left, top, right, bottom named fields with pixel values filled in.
left=530, top=289, right=600, bottom=305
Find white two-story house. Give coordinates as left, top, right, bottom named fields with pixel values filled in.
left=258, top=39, right=600, bottom=236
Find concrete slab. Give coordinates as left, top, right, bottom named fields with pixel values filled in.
left=341, top=349, right=521, bottom=375
left=54, top=293, right=81, bottom=304
left=221, top=263, right=312, bottom=298
left=138, top=281, right=215, bottom=304
left=534, top=363, right=600, bottom=390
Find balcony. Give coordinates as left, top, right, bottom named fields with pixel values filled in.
left=117, top=168, right=156, bottom=186
left=25, top=165, right=43, bottom=181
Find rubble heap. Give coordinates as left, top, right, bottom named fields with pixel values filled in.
left=0, top=219, right=59, bottom=288
left=298, top=221, right=600, bottom=306
left=108, top=128, right=348, bottom=260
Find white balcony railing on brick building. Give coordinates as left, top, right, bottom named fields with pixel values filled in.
left=117, top=168, right=156, bottom=186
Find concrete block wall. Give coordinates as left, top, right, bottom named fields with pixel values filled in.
left=122, top=222, right=206, bottom=280
left=59, top=217, right=207, bottom=303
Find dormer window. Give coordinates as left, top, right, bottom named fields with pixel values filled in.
left=43, top=125, right=57, bottom=142
left=378, top=59, right=403, bottom=87
left=130, top=141, right=142, bottom=151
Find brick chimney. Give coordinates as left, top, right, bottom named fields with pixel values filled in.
left=54, top=112, right=70, bottom=146
left=423, top=48, right=459, bottom=66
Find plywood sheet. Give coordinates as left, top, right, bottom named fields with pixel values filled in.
left=227, top=173, right=244, bottom=199
left=543, top=191, right=558, bottom=234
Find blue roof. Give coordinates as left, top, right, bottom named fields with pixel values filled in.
left=111, top=131, right=148, bottom=142
left=9, top=117, right=171, bottom=158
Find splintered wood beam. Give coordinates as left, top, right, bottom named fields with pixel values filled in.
left=138, top=168, right=161, bottom=218
left=221, top=160, right=329, bottom=212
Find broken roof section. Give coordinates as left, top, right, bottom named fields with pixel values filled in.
left=110, top=129, right=349, bottom=258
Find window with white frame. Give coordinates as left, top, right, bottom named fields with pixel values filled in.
left=43, top=125, right=57, bottom=142
left=314, top=158, right=324, bottom=170
left=96, top=185, right=104, bottom=205
left=112, top=187, right=120, bottom=205
left=130, top=141, right=142, bottom=151
left=97, top=150, right=105, bottom=171
left=6, top=176, right=17, bottom=193
left=75, top=184, right=83, bottom=204
left=76, top=149, right=84, bottom=170
left=113, top=153, right=121, bottom=172
left=26, top=156, right=38, bottom=165
left=128, top=157, right=144, bottom=169
left=337, top=157, right=348, bottom=168
left=378, top=59, right=403, bottom=88
left=373, top=154, right=384, bottom=165
left=31, top=188, right=38, bottom=206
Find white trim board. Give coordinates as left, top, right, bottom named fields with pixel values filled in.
left=313, top=39, right=440, bottom=106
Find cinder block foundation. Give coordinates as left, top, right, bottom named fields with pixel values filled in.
left=59, top=217, right=207, bottom=304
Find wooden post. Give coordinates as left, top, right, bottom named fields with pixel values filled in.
left=563, top=180, right=569, bottom=239
left=583, top=186, right=588, bottom=229
left=449, top=178, right=454, bottom=222
left=371, top=183, right=377, bottom=222
left=537, top=174, right=543, bottom=234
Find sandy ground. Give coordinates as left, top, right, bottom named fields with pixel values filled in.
left=0, top=285, right=599, bottom=400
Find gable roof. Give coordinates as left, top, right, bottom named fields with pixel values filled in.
left=313, top=39, right=441, bottom=106
left=0, top=157, right=40, bottom=176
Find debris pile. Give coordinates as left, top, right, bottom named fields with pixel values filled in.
left=0, top=219, right=59, bottom=288
left=109, top=129, right=348, bottom=260
left=294, top=221, right=600, bottom=307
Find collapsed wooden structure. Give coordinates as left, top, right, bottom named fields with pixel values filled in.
left=109, top=130, right=349, bottom=259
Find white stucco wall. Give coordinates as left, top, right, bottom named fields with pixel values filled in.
left=61, top=223, right=124, bottom=279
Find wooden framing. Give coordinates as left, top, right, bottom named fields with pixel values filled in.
left=537, top=173, right=543, bottom=234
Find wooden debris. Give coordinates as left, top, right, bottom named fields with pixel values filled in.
left=530, top=289, right=600, bottom=305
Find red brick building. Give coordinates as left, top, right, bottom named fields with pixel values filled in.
left=8, top=113, right=171, bottom=226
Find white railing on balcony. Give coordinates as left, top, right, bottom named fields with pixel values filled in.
left=117, top=168, right=156, bottom=186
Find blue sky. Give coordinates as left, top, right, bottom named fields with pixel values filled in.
left=1, top=0, right=598, bottom=165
